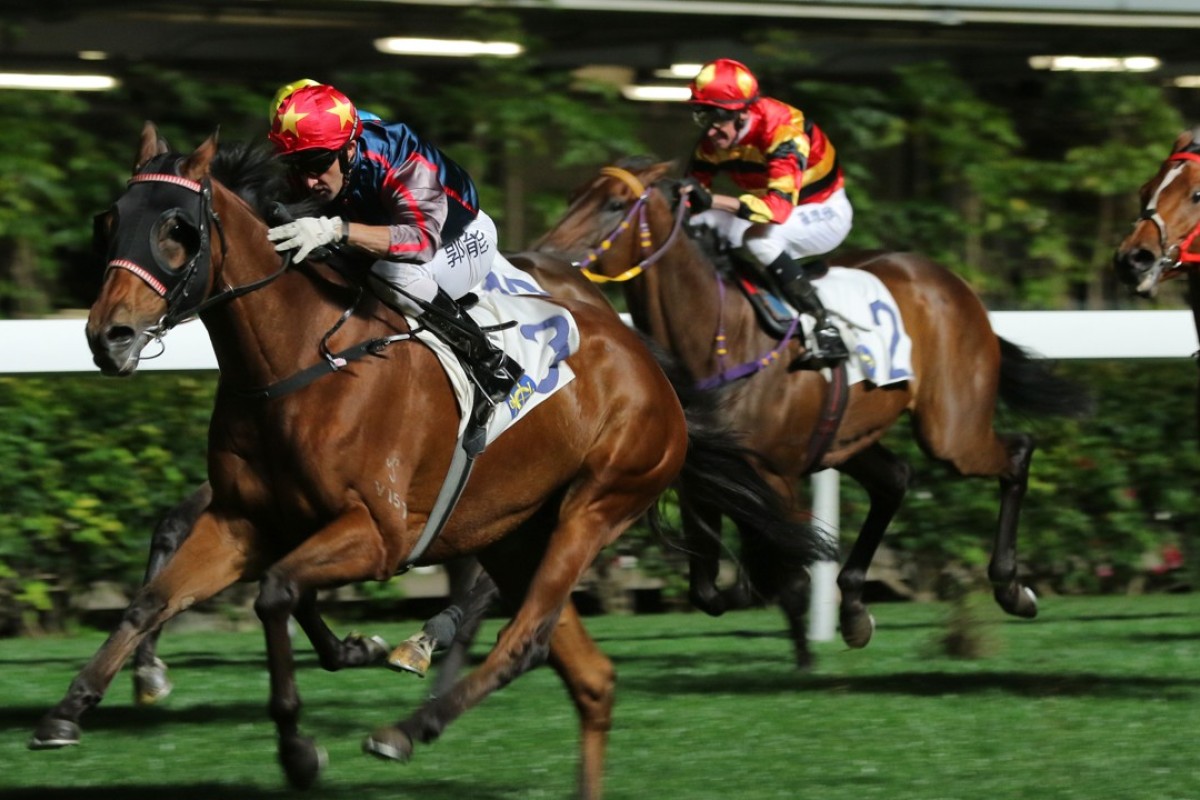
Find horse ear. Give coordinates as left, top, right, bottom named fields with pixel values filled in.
left=649, top=160, right=677, bottom=182
left=134, top=121, right=170, bottom=172
left=180, top=128, right=220, bottom=181
left=1171, top=128, right=1200, bottom=154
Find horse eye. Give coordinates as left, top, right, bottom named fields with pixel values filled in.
left=1192, top=190, right=1200, bottom=203
left=604, top=199, right=626, bottom=213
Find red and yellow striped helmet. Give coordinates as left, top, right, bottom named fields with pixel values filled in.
left=268, top=83, right=363, bottom=155
left=689, top=58, right=759, bottom=110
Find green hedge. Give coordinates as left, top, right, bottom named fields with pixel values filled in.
left=0, top=372, right=213, bottom=632
left=0, top=359, right=1195, bottom=634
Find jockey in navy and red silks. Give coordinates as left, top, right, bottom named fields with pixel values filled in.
left=683, top=58, right=852, bottom=365
left=266, top=82, right=521, bottom=404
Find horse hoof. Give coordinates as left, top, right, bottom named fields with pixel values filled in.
left=995, top=585, right=1039, bottom=619
left=134, top=658, right=173, bottom=706
left=348, top=632, right=392, bottom=666
left=29, top=717, right=82, bottom=750
left=387, top=634, right=434, bottom=678
left=279, top=735, right=326, bottom=790
left=840, top=611, right=876, bottom=649
left=363, top=726, right=414, bottom=763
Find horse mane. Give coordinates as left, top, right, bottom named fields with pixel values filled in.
left=209, top=141, right=322, bottom=221
left=613, top=154, right=663, bottom=172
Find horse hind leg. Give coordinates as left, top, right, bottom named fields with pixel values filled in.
left=836, top=444, right=912, bottom=649
left=365, top=502, right=638, bottom=800
left=546, top=602, right=614, bottom=800
left=989, top=433, right=1038, bottom=618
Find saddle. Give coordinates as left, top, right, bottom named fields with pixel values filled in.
left=708, top=246, right=827, bottom=339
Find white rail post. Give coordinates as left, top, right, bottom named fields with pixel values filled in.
left=808, top=468, right=841, bottom=641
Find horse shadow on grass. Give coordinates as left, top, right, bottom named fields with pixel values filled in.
left=1, top=779, right=516, bottom=800
left=620, top=657, right=1200, bottom=701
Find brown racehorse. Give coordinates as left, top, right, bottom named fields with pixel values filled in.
left=1113, top=127, right=1200, bottom=428
left=30, top=128, right=824, bottom=797
left=535, top=157, right=1090, bottom=667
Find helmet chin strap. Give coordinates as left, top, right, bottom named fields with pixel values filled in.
left=331, top=141, right=356, bottom=204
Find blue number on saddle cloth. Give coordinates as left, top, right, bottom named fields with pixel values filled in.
left=507, top=315, right=573, bottom=418
left=481, top=270, right=550, bottom=297
left=863, top=298, right=912, bottom=383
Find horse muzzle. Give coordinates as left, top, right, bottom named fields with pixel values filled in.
left=1113, top=246, right=1173, bottom=297
left=86, top=319, right=153, bottom=376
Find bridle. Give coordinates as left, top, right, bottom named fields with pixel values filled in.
left=101, top=155, right=409, bottom=398
left=575, top=165, right=802, bottom=390
left=1134, top=151, right=1200, bottom=288
left=576, top=167, right=688, bottom=283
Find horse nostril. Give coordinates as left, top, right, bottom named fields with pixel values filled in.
left=104, top=325, right=136, bottom=348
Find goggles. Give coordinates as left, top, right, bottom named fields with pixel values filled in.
left=692, top=106, right=739, bottom=129
left=283, top=148, right=340, bottom=177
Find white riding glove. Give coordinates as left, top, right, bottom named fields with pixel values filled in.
left=267, top=216, right=345, bottom=262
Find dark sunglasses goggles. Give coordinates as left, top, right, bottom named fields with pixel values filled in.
left=692, top=106, right=740, bottom=129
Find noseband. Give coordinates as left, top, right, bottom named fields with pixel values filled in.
left=577, top=166, right=688, bottom=283
left=1139, top=151, right=1200, bottom=270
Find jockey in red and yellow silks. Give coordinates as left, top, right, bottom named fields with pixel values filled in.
left=689, top=96, right=844, bottom=225
left=683, top=58, right=853, bottom=366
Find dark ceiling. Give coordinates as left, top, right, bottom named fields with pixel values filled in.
left=6, top=1, right=1200, bottom=92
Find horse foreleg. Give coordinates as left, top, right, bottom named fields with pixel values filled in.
left=989, top=433, right=1038, bottom=618
left=132, top=480, right=213, bottom=706
left=292, top=589, right=390, bottom=671
left=254, top=505, right=389, bottom=790
left=837, top=444, right=911, bottom=649
left=387, top=557, right=498, bottom=682
left=31, top=514, right=246, bottom=750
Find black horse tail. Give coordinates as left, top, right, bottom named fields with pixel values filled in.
left=640, top=338, right=836, bottom=583
left=997, top=337, right=1093, bottom=418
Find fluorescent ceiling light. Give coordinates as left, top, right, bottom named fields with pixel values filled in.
left=0, top=73, right=118, bottom=91
left=1174, top=76, right=1200, bottom=89
left=653, top=63, right=704, bottom=80
left=1028, top=55, right=1161, bottom=72
left=77, top=50, right=109, bottom=61
left=621, top=84, right=692, bottom=102
left=374, top=37, right=522, bottom=57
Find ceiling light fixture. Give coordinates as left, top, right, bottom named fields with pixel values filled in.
left=653, top=63, right=704, bottom=80
left=621, top=84, right=692, bottom=102
left=1028, top=55, right=1161, bottom=72
left=1173, top=76, right=1200, bottom=89
left=374, top=37, right=522, bottom=57
left=0, top=73, right=119, bottom=91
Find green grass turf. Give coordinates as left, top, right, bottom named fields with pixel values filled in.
left=0, top=593, right=1196, bottom=799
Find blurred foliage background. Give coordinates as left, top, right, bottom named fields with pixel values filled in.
left=1, top=21, right=1197, bottom=632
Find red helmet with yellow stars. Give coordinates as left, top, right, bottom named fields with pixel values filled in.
left=689, top=58, right=760, bottom=110
left=268, top=83, right=363, bottom=155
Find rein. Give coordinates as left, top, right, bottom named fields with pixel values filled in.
left=577, top=167, right=688, bottom=283
left=584, top=165, right=801, bottom=390
left=695, top=273, right=801, bottom=389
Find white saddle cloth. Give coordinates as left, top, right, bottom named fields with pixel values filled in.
left=410, top=256, right=579, bottom=448
left=811, top=266, right=914, bottom=388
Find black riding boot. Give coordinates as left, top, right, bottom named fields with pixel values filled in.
left=766, top=253, right=849, bottom=365
left=421, top=289, right=524, bottom=406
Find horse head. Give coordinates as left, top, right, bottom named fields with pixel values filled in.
left=534, top=157, right=677, bottom=273
left=1114, top=127, right=1200, bottom=297
left=87, top=122, right=220, bottom=375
